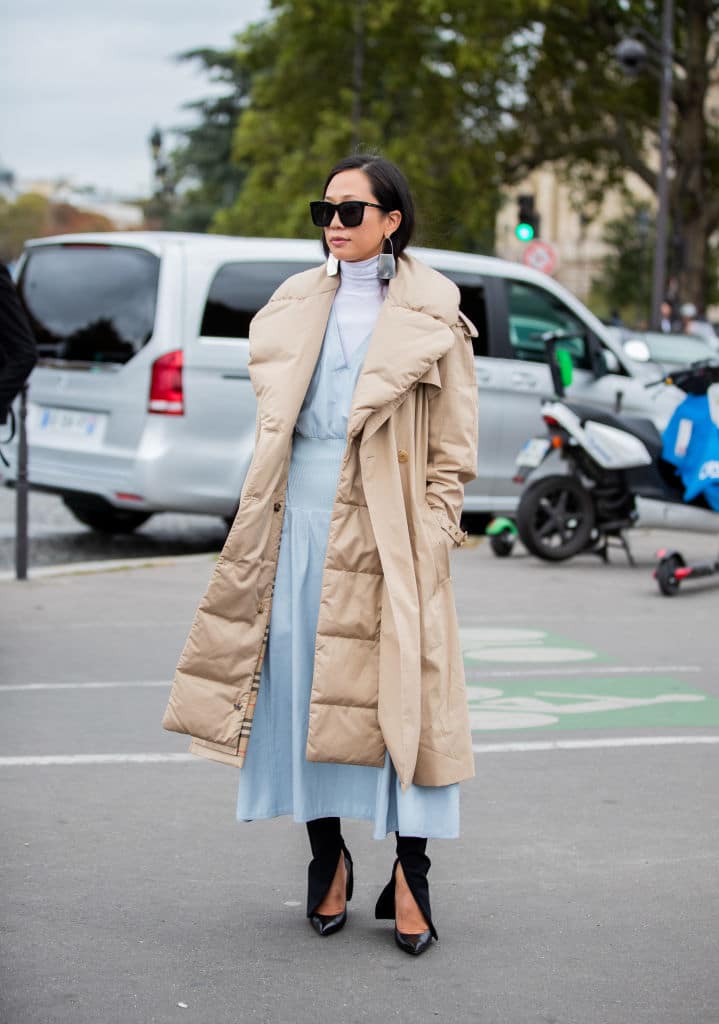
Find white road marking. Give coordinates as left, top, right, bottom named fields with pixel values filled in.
left=0, top=681, right=169, bottom=691
left=465, top=645, right=597, bottom=663
left=0, top=753, right=196, bottom=766
left=466, top=665, right=702, bottom=678
left=1, top=735, right=718, bottom=767
left=472, top=735, right=719, bottom=754
left=466, top=687, right=707, bottom=730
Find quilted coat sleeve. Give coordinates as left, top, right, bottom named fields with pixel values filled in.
left=424, top=312, right=479, bottom=545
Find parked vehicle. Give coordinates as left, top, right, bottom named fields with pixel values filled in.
left=2, top=232, right=683, bottom=533
left=512, top=340, right=719, bottom=564
left=606, top=327, right=718, bottom=373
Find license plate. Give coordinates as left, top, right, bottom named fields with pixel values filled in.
left=27, top=405, right=108, bottom=449
left=516, top=437, right=550, bottom=468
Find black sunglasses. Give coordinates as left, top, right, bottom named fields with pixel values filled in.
left=309, top=199, right=386, bottom=228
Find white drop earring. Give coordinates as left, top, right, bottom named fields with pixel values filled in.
left=377, top=236, right=396, bottom=280
left=326, top=253, right=339, bottom=276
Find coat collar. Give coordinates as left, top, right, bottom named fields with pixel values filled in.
left=248, top=253, right=459, bottom=442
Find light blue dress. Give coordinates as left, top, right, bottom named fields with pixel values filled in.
left=236, top=306, right=459, bottom=839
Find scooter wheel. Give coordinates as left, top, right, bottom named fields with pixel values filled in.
left=656, top=556, right=681, bottom=596
left=516, top=475, right=595, bottom=562
left=489, top=529, right=515, bottom=558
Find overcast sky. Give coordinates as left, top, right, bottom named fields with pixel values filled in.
left=1, top=1, right=270, bottom=197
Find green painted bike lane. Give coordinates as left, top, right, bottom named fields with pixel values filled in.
left=460, top=627, right=719, bottom=733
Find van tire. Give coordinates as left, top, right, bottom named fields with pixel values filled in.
left=62, top=495, right=153, bottom=535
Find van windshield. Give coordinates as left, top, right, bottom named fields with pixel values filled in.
left=19, top=243, right=160, bottom=366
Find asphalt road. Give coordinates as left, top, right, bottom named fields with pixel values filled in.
left=0, top=487, right=228, bottom=573
left=1, top=528, right=718, bottom=1023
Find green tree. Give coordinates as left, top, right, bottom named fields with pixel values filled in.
left=501, top=0, right=719, bottom=313
left=165, top=46, right=255, bottom=232
left=210, top=0, right=526, bottom=252
left=590, top=201, right=656, bottom=325
left=0, top=193, right=50, bottom=263
left=0, top=193, right=116, bottom=263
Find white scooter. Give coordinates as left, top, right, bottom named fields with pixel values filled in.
left=511, top=336, right=719, bottom=566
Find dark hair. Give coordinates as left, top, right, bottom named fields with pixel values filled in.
left=320, top=154, right=415, bottom=257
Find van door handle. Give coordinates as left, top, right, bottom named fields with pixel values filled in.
left=510, top=372, right=539, bottom=388
left=476, top=369, right=492, bottom=384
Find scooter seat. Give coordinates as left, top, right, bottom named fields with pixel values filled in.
left=563, top=402, right=663, bottom=459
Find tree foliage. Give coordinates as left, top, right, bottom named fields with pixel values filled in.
left=173, top=0, right=536, bottom=252
left=167, top=0, right=719, bottom=310
left=501, top=0, right=719, bottom=311
left=164, top=47, right=254, bottom=232
left=590, top=201, right=656, bottom=325
left=0, top=194, right=114, bottom=264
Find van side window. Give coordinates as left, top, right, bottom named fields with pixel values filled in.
left=440, top=272, right=488, bottom=356
left=457, top=286, right=488, bottom=357
left=507, top=281, right=591, bottom=370
left=200, top=261, right=319, bottom=339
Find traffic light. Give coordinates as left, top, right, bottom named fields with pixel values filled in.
left=516, top=194, right=540, bottom=242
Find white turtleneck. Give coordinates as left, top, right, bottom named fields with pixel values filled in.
left=333, top=255, right=388, bottom=361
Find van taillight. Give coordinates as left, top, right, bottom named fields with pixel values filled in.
left=149, top=350, right=184, bottom=415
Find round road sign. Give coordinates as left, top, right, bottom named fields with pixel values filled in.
left=522, top=240, right=558, bottom=275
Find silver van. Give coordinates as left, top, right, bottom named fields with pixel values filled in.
left=4, top=231, right=680, bottom=532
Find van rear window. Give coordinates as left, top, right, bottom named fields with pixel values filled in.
left=19, top=244, right=160, bottom=366
left=200, top=261, right=319, bottom=339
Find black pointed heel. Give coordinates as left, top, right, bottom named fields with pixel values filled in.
left=394, top=924, right=433, bottom=956
left=309, top=850, right=353, bottom=936
left=375, top=839, right=438, bottom=957
left=306, top=818, right=353, bottom=937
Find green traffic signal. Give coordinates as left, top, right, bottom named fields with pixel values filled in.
left=515, top=222, right=535, bottom=242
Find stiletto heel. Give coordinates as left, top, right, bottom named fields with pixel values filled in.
left=375, top=837, right=437, bottom=956
left=306, top=818, right=353, bottom=937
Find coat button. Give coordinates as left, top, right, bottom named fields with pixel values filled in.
left=257, top=602, right=264, bottom=614
left=397, top=449, right=408, bottom=463
left=273, top=501, right=282, bottom=512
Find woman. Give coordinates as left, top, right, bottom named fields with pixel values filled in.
left=163, top=154, right=478, bottom=956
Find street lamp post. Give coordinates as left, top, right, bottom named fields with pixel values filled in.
left=616, top=0, right=674, bottom=330
left=650, top=0, right=674, bottom=330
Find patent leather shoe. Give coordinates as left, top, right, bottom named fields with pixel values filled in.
left=394, top=925, right=433, bottom=956
left=308, top=848, right=353, bottom=938
left=309, top=907, right=348, bottom=937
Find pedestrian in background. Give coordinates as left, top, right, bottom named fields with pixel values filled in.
left=0, top=264, right=37, bottom=426
left=680, top=302, right=698, bottom=336
left=660, top=301, right=674, bottom=333
left=163, top=154, right=478, bottom=956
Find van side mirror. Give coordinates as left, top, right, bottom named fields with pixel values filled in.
left=622, top=338, right=651, bottom=363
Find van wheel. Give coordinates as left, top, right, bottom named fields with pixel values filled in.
left=516, top=476, right=595, bottom=562
left=62, top=495, right=152, bottom=534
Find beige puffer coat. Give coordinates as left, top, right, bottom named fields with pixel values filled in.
left=162, top=253, right=478, bottom=788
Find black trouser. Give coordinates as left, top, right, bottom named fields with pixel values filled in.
left=306, top=818, right=428, bottom=862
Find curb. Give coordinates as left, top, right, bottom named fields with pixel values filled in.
left=0, top=551, right=218, bottom=582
